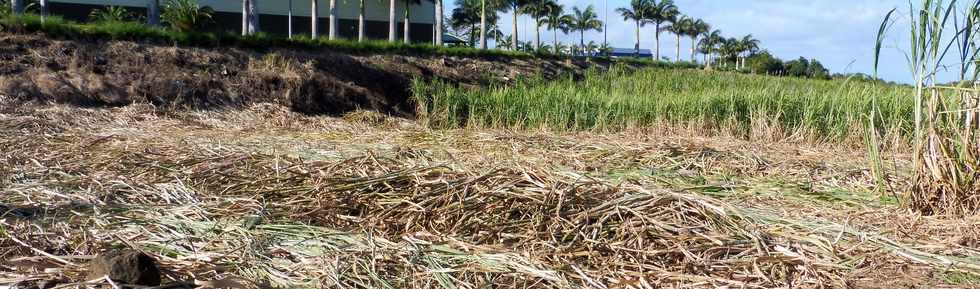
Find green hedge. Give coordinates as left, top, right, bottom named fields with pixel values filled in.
left=0, top=14, right=537, bottom=58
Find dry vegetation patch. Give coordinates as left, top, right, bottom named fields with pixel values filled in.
left=2, top=102, right=978, bottom=288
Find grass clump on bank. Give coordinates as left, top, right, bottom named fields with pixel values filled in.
left=0, top=14, right=533, bottom=59
left=414, top=65, right=913, bottom=143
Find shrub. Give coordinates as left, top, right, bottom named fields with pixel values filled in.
left=89, top=6, right=134, bottom=23
left=161, top=0, right=213, bottom=32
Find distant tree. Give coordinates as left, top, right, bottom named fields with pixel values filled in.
left=479, top=0, right=507, bottom=49
left=664, top=15, right=692, bottom=62
left=597, top=42, right=613, bottom=57
left=451, top=0, right=488, bottom=47
left=522, top=0, right=556, bottom=51
left=745, top=50, right=783, bottom=75
left=718, top=37, right=739, bottom=68
left=697, top=29, right=722, bottom=68
left=687, top=19, right=708, bottom=63
left=647, top=0, right=678, bottom=61
left=616, top=0, right=652, bottom=57
left=499, top=0, right=529, bottom=50
left=785, top=57, right=809, bottom=77
left=569, top=4, right=602, bottom=52
left=736, top=34, right=760, bottom=70
left=807, top=59, right=830, bottom=79
left=543, top=3, right=571, bottom=51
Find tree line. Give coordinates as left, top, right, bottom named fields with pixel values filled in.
left=4, top=0, right=846, bottom=81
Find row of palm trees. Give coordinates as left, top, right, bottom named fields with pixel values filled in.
left=616, top=0, right=759, bottom=66
left=140, top=0, right=761, bottom=62
left=449, top=0, right=604, bottom=53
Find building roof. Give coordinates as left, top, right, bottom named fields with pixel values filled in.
left=443, top=33, right=466, bottom=44
left=610, top=48, right=652, bottom=57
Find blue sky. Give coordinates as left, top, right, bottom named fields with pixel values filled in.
left=451, top=0, right=922, bottom=83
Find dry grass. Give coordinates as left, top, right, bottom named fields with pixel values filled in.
left=1, top=100, right=979, bottom=288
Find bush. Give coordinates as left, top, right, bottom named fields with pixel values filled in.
left=89, top=6, right=134, bottom=23
left=161, top=0, right=213, bottom=32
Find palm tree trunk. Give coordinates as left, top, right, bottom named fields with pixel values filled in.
left=311, top=0, right=319, bottom=38
left=389, top=0, right=397, bottom=42
left=553, top=27, right=558, bottom=53
left=39, top=0, right=47, bottom=21
left=247, top=0, right=259, bottom=35
left=11, top=0, right=23, bottom=15
left=242, top=0, right=249, bottom=36
left=580, top=30, right=584, bottom=54
left=511, top=5, right=518, bottom=50
left=479, top=0, right=487, bottom=49
left=690, top=36, right=696, bottom=63
left=534, top=20, right=540, bottom=50
left=435, top=0, right=443, bottom=45
left=147, top=0, right=159, bottom=26
left=288, top=0, right=293, bottom=38
left=329, top=0, right=338, bottom=40
left=675, top=33, right=680, bottom=62
left=358, top=0, right=366, bottom=42
left=403, top=1, right=411, bottom=44
left=634, top=20, right=640, bottom=57
left=654, top=23, right=660, bottom=61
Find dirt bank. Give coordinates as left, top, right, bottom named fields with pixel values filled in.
left=0, top=32, right=594, bottom=117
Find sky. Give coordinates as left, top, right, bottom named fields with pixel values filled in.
left=448, top=0, right=925, bottom=83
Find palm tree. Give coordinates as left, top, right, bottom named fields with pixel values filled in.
left=584, top=40, right=598, bottom=58
left=688, top=19, right=709, bottom=63
left=451, top=0, right=487, bottom=47
left=523, top=0, right=556, bottom=51
left=719, top=37, right=739, bottom=68
left=698, top=29, right=721, bottom=69
left=501, top=0, right=529, bottom=50
left=478, top=0, right=506, bottom=49
left=543, top=3, right=570, bottom=52
left=615, top=0, right=652, bottom=57
left=664, top=15, right=692, bottom=62
left=597, top=42, right=613, bottom=57
left=738, top=34, right=760, bottom=69
left=569, top=5, right=602, bottom=53
left=648, top=0, right=677, bottom=61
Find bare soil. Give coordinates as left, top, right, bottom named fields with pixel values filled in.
left=0, top=32, right=594, bottom=116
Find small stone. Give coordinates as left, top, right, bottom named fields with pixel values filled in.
left=86, top=250, right=161, bottom=286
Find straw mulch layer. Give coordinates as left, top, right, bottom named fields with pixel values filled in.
left=2, top=102, right=979, bottom=288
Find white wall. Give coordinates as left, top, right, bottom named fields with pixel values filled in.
left=49, top=0, right=435, bottom=23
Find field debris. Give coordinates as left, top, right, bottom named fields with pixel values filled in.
left=1, top=102, right=978, bottom=288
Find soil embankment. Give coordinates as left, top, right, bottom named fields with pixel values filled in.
left=0, top=32, right=593, bottom=116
